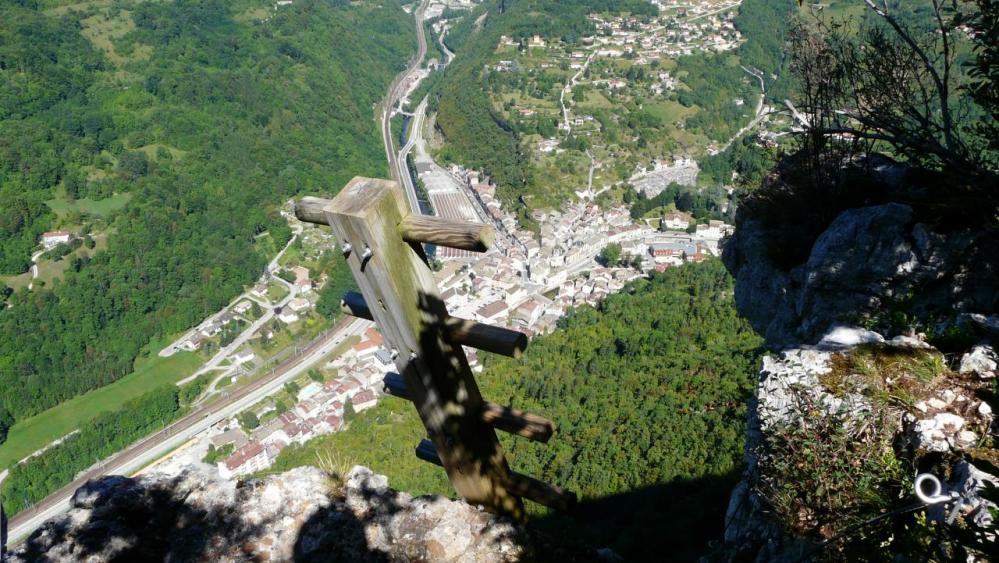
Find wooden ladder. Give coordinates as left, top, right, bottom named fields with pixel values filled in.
left=295, top=177, right=576, bottom=521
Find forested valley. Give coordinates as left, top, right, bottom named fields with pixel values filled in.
left=265, top=260, right=764, bottom=561
left=0, top=0, right=414, bottom=437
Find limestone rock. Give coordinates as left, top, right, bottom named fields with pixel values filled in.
left=960, top=344, right=998, bottom=379
left=817, top=326, right=885, bottom=350
left=910, top=412, right=974, bottom=453
left=10, top=464, right=522, bottom=563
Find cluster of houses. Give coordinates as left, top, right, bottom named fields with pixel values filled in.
left=419, top=168, right=733, bottom=337
left=181, top=303, right=252, bottom=352
left=214, top=326, right=387, bottom=478
left=591, top=1, right=744, bottom=60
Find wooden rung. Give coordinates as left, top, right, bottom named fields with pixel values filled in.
left=506, top=471, right=577, bottom=512
left=443, top=317, right=527, bottom=359
left=341, top=291, right=528, bottom=358
left=399, top=214, right=494, bottom=253
left=383, top=372, right=411, bottom=400
left=295, top=196, right=333, bottom=225
left=481, top=403, right=554, bottom=443
left=340, top=291, right=372, bottom=319
left=415, top=438, right=443, bottom=467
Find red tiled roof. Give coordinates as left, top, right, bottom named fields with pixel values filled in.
left=352, top=390, right=376, bottom=405
left=477, top=300, right=507, bottom=319
left=224, top=441, right=264, bottom=471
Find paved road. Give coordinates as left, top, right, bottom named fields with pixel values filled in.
left=398, top=96, right=429, bottom=212
left=715, top=66, right=770, bottom=153
left=6, top=316, right=369, bottom=546
left=382, top=0, right=430, bottom=184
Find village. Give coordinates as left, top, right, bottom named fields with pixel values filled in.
left=487, top=0, right=758, bottom=205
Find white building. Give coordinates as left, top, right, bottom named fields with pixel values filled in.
left=40, top=231, right=72, bottom=250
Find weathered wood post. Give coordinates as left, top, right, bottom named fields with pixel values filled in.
left=296, top=177, right=575, bottom=520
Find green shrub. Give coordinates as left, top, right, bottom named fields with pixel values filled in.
left=757, top=400, right=909, bottom=557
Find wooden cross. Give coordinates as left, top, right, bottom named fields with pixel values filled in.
left=296, top=177, right=575, bottom=521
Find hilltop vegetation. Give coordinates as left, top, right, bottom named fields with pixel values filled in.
left=0, top=0, right=414, bottom=433
left=265, top=260, right=763, bottom=561
left=427, top=0, right=795, bottom=216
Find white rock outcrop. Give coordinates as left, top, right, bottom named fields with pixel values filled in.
left=10, top=464, right=523, bottom=563
left=961, top=344, right=998, bottom=379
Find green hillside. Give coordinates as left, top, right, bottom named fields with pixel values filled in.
left=0, top=0, right=414, bottom=437
left=426, top=0, right=795, bottom=217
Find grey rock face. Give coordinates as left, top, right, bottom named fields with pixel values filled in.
left=10, top=465, right=522, bottom=563
left=723, top=203, right=997, bottom=348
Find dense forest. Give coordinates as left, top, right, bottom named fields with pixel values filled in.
left=0, top=0, right=414, bottom=430
left=266, top=260, right=764, bottom=561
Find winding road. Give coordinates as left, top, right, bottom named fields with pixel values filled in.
left=383, top=0, right=430, bottom=187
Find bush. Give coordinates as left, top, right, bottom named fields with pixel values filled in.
left=203, top=443, right=235, bottom=464
left=756, top=388, right=910, bottom=559
left=237, top=411, right=259, bottom=431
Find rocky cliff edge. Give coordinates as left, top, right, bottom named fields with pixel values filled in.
left=9, top=464, right=522, bottom=563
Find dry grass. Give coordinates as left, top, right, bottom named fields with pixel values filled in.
left=315, top=449, right=357, bottom=495
left=820, top=344, right=951, bottom=410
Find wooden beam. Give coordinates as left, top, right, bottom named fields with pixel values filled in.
left=506, top=471, right=577, bottom=512
left=399, top=215, right=494, bottom=253
left=297, top=197, right=495, bottom=254
left=416, top=439, right=444, bottom=467
left=341, top=291, right=527, bottom=358
left=384, top=375, right=552, bottom=443
left=481, top=403, right=554, bottom=443
left=295, top=196, right=332, bottom=226
left=322, top=177, right=526, bottom=520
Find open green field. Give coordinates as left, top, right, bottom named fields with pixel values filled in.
left=576, top=89, right=614, bottom=110
left=45, top=193, right=132, bottom=217
left=0, top=271, right=31, bottom=291
left=0, top=336, right=201, bottom=469
left=34, top=233, right=109, bottom=287
left=647, top=99, right=697, bottom=125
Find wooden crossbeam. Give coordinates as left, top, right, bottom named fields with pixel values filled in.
left=480, top=403, right=554, bottom=443
left=296, top=196, right=493, bottom=253
left=383, top=372, right=411, bottom=400
left=342, top=291, right=527, bottom=358
left=506, top=471, right=577, bottom=512
left=416, top=438, right=444, bottom=467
